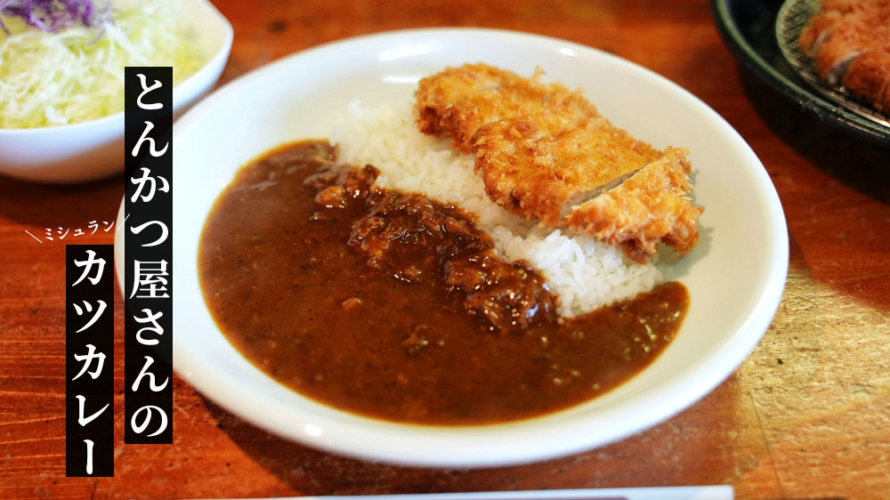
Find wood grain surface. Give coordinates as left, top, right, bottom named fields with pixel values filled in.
left=1, top=1, right=889, bottom=499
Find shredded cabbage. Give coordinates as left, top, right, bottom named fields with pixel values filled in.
left=0, top=1, right=204, bottom=128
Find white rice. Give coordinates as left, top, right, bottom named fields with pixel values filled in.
left=330, top=101, right=661, bottom=317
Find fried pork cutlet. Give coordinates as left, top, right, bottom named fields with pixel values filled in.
left=416, top=63, right=599, bottom=154
left=799, top=0, right=890, bottom=113
left=415, top=63, right=702, bottom=261
left=567, top=147, right=700, bottom=262
left=471, top=109, right=662, bottom=228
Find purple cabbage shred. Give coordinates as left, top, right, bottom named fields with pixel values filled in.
left=0, top=0, right=111, bottom=35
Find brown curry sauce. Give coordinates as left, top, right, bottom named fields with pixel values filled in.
left=199, top=140, right=688, bottom=425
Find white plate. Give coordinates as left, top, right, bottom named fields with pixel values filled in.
left=0, top=0, right=233, bottom=183
left=114, top=28, right=788, bottom=467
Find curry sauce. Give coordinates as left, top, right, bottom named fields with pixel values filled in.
left=198, top=140, right=688, bottom=425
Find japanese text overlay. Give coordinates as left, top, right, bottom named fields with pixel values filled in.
left=66, top=245, right=114, bottom=477
left=124, top=67, right=173, bottom=444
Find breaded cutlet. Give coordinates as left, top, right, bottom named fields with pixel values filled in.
left=471, top=111, right=661, bottom=227
left=416, top=64, right=599, bottom=154
left=799, top=0, right=890, bottom=112
left=566, top=147, right=701, bottom=262
left=414, top=63, right=702, bottom=261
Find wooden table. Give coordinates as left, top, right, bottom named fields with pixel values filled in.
left=2, top=1, right=889, bottom=498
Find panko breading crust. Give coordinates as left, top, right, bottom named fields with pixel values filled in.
left=567, top=147, right=700, bottom=261
left=472, top=111, right=661, bottom=227
left=414, top=63, right=702, bottom=261
left=416, top=63, right=597, bottom=154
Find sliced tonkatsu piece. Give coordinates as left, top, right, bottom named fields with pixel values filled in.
left=842, top=47, right=890, bottom=112
left=566, top=147, right=702, bottom=262
left=414, top=63, right=702, bottom=261
left=799, top=0, right=868, bottom=58
left=415, top=63, right=597, bottom=153
left=471, top=110, right=660, bottom=227
left=799, top=0, right=890, bottom=112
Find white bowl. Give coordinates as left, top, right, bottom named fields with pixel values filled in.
left=114, top=28, right=788, bottom=467
left=0, top=0, right=233, bottom=183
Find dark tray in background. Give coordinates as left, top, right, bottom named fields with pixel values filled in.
left=711, top=0, right=890, bottom=148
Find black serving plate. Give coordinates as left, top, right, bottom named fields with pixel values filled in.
left=711, top=0, right=890, bottom=148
